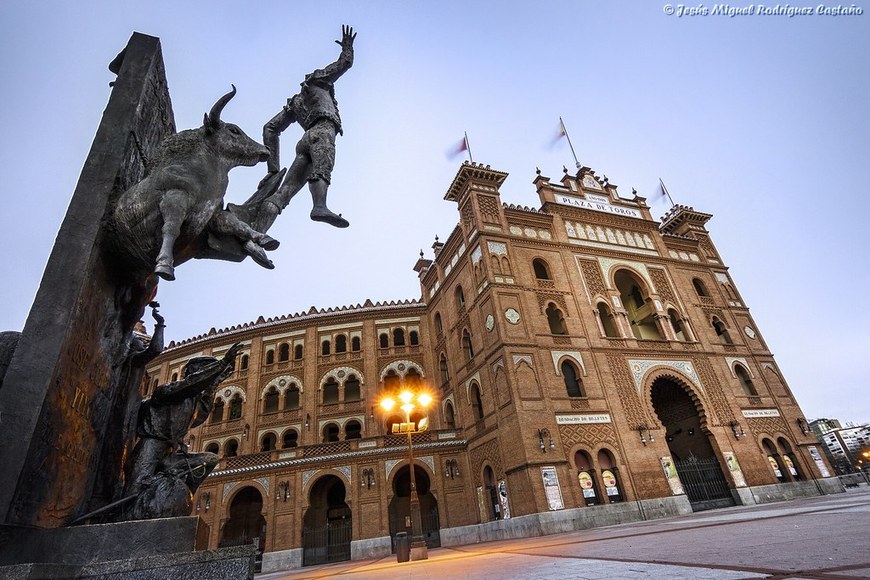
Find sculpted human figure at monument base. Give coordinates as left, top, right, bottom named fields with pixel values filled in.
left=254, top=24, right=356, bottom=232
left=121, top=343, right=242, bottom=520
left=109, top=87, right=277, bottom=282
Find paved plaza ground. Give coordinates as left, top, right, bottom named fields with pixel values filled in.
left=257, top=487, right=870, bottom=579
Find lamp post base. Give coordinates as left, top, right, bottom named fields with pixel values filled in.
left=410, top=541, right=429, bottom=561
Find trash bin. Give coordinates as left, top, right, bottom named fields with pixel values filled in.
left=395, top=532, right=410, bottom=563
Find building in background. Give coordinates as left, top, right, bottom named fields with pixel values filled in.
left=811, top=418, right=870, bottom=474
left=145, top=162, right=840, bottom=572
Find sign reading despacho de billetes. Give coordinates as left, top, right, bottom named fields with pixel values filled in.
left=741, top=409, right=781, bottom=418
left=556, top=413, right=612, bottom=425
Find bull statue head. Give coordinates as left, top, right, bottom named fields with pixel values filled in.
left=200, top=84, right=269, bottom=167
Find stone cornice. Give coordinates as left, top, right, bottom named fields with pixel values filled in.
left=207, top=438, right=467, bottom=478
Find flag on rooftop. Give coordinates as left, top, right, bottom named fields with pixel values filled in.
left=447, top=132, right=473, bottom=162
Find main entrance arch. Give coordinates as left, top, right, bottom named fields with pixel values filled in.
left=388, top=464, right=441, bottom=551
left=651, top=376, right=734, bottom=511
left=302, top=474, right=352, bottom=566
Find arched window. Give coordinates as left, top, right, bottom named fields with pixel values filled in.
left=263, top=387, right=279, bottom=413
left=260, top=432, right=277, bottom=452
left=335, top=334, right=347, bottom=353
left=345, top=420, right=362, bottom=440
left=712, top=317, right=732, bottom=344
left=379, top=333, right=389, bottom=349
left=240, top=354, right=249, bottom=370
left=735, top=365, right=758, bottom=396
left=462, top=329, right=474, bottom=361
left=323, top=378, right=339, bottom=404
left=321, top=339, right=331, bottom=356
left=409, top=330, right=419, bottom=346
left=228, top=394, right=243, bottom=420
left=777, top=437, right=802, bottom=480
left=294, top=344, right=303, bottom=360
left=439, top=353, right=450, bottom=384
left=393, top=328, right=406, bottom=347
left=533, top=258, right=551, bottom=280
left=205, top=442, right=220, bottom=454
left=470, top=383, right=484, bottom=421
left=224, top=439, right=239, bottom=457
left=434, top=312, right=443, bottom=336
left=444, top=402, right=456, bottom=429
left=615, top=269, right=662, bottom=340
left=323, top=423, right=340, bottom=443
left=668, top=308, right=688, bottom=341
left=383, top=370, right=400, bottom=391
left=283, top=385, right=300, bottom=410
left=278, top=343, right=290, bottom=362
left=282, top=429, right=298, bottom=448
left=562, top=360, right=585, bottom=397
left=455, top=285, right=466, bottom=310
left=265, top=350, right=275, bottom=365
left=597, top=449, right=623, bottom=502
left=597, top=302, right=619, bottom=338
left=211, top=399, right=225, bottom=423
left=692, top=278, right=710, bottom=297
left=351, top=336, right=361, bottom=352
left=763, top=438, right=787, bottom=482
left=574, top=450, right=599, bottom=506
left=344, top=375, right=361, bottom=402
left=546, top=302, right=567, bottom=335
left=171, top=372, right=178, bottom=382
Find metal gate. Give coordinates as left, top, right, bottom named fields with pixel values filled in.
left=674, top=455, right=735, bottom=511
left=302, top=518, right=352, bottom=566
left=421, top=505, right=442, bottom=548
left=389, top=504, right=441, bottom=551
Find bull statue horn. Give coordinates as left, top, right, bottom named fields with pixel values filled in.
left=206, top=84, right=237, bottom=130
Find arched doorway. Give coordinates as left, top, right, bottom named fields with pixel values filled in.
left=483, top=466, right=501, bottom=520
left=219, top=486, right=266, bottom=569
left=651, top=376, right=734, bottom=511
left=388, top=465, right=441, bottom=551
left=302, top=475, right=352, bottom=566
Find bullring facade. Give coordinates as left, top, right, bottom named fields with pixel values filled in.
left=144, top=162, right=839, bottom=572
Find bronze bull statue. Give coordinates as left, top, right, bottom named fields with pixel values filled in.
left=109, top=86, right=278, bottom=282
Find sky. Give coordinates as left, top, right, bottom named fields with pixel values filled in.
left=1, top=1, right=868, bottom=425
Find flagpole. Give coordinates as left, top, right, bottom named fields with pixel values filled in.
left=464, top=131, right=474, bottom=163
left=560, top=117, right=580, bottom=169
left=659, top=177, right=675, bottom=207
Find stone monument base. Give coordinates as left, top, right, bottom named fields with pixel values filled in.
left=0, top=517, right=255, bottom=579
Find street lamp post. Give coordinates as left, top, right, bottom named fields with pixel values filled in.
left=380, top=388, right=433, bottom=561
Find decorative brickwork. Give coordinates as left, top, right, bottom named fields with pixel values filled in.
left=648, top=268, right=676, bottom=305
left=699, top=304, right=727, bottom=320
left=470, top=438, right=504, bottom=486
left=692, top=357, right=732, bottom=426
left=558, top=422, right=618, bottom=449
left=461, top=201, right=474, bottom=230
left=606, top=355, right=647, bottom=426
left=479, top=194, right=501, bottom=224
left=746, top=416, right=789, bottom=436
left=579, top=259, right=608, bottom=298
left=569, top=398, right=591, bottom=409
left=535, top=290, right=569, bottom=314
left=698, top=235, right=718, bottom=260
